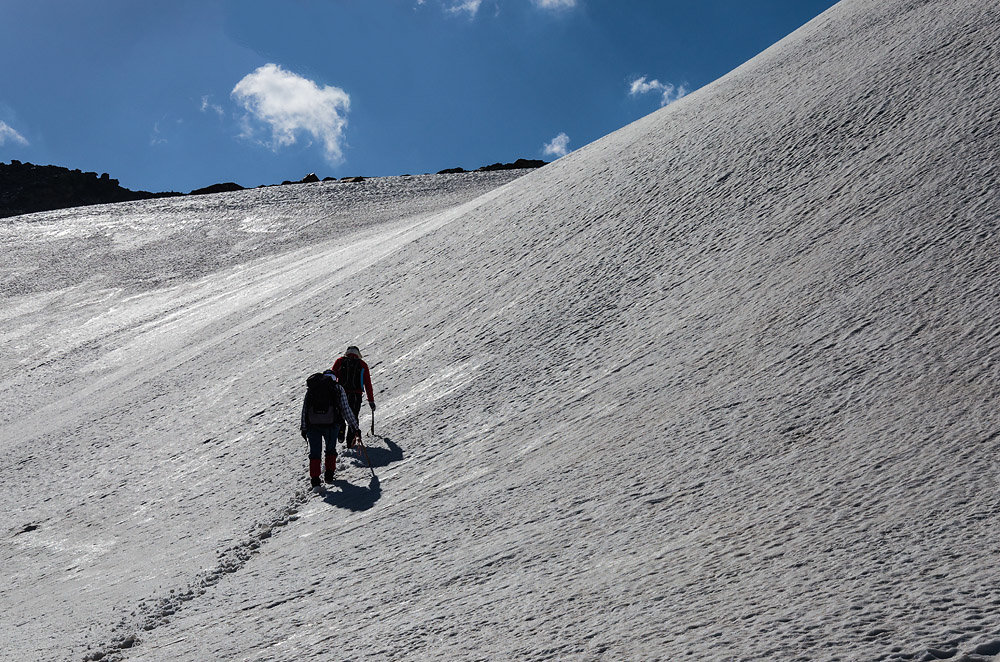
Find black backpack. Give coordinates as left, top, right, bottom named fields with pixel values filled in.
left=339, top=356, right=364, bottom=391
left=305, top=373, right=339, bottom=425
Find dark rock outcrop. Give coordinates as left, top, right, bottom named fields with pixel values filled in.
left=0, top=161, right=181, bottom=219
left=0, top=157, right=547, bottom=219
left=477, top=158, right=547, bottom=172
left=280, top=173, right=322, bottom=186
left=437, top=159, right=547, bottom=176
left=189, top=182, right=244, bottom=196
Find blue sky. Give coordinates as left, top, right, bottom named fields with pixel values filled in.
left=0, top=0, right=838, bottom=193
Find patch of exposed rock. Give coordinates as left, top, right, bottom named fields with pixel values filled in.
left=0, top=160, right=181, bottom=219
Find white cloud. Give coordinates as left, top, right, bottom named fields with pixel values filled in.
left=200, top=95, right=224, bottom=117
left=448, top=0, right=482, bottom=15
left=0, top=120, right=28, bottom=146
left=437, top=0, right=574, bottom=17
left=628, top=76, right=659, bottom=96
left=232, top=63, right=351, bottom=164
left=542, top=132, right=571, bottom=158
left=150, top=121, right=167, bottom=146
left=628, top=76, right=688, bottom=107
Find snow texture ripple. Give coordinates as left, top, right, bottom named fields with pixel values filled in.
left=2, top=0, right=1000, bottom=660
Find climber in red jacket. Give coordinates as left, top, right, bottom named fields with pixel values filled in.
left=331, top=345, right=375, bottom=445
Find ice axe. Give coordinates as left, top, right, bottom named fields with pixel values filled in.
left=355, top=431, right=377, bottom=480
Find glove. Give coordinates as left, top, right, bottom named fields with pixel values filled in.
left=300, top=428, right=307, bottom=440
left=369, top=401, right=376, bottom=411
left=346, top=429, right=361, bottom=448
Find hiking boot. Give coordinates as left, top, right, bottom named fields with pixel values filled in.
left=310, top=476, right=321, bottom=488
left=324, top=470, right=335, bottom=484
left=346, top=435, right=356, bottom=449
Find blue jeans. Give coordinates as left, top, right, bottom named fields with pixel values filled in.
left=306, top=424, right=341, bottom=459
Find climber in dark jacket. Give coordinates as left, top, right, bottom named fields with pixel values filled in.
left=300, top=370, right=361, bottom=486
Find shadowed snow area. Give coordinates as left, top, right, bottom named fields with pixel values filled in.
left=3, top=0, right=1000, bottom=660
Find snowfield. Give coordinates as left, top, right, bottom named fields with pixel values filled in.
left=3, top=0, right=1000, bottom=660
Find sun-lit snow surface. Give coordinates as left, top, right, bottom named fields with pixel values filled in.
left=3, top=0, right=1000, bottom=659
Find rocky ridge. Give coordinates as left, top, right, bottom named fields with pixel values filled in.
left=0, top=158, right=549, bottom=219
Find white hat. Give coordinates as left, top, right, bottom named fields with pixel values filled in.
left=345, top=346, right=362, bottom=358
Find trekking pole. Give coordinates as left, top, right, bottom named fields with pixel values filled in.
left=356, top=433, right=377, bottom=480
left=371, top=408, right=375, bottom=437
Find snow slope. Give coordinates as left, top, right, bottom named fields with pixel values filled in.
left=4, top=0, right=1000, bottom=660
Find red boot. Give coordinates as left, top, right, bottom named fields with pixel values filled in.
left=309, top=458, right=321, bottom=487
left=324, top=455, right=336, bottom=483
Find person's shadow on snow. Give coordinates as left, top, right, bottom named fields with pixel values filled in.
left=320, top=436, right=400, bottom=511
left=349, top=435, right=402, bottom=469
left=323, top=475, right=381, bottom=511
